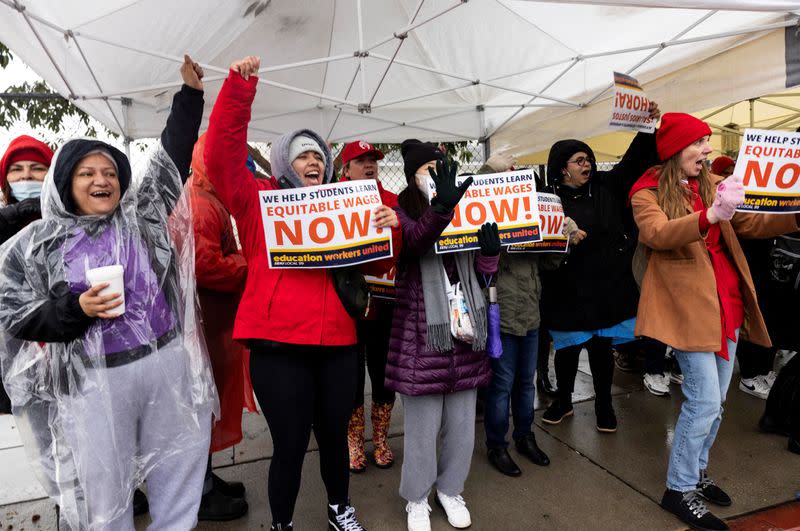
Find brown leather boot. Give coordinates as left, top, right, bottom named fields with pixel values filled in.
left=348, top=405, right=367, bottom=473
left=371, top=402, right=394, bottom=469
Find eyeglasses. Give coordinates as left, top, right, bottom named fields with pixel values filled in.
left=566, top=156, right=594, bottom=166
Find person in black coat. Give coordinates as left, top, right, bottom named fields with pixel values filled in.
left=540, top=103, right=660, bottom=432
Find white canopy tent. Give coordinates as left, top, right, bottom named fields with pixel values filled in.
left=1, top=0, right=799, bottom=159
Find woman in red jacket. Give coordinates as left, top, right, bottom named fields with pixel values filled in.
left=340, top=140, right=401, bottom=473
left=204, top=56, right=399, bottom=531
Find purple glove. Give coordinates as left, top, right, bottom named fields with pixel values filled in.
left=711, top=175, right=745, bottom=221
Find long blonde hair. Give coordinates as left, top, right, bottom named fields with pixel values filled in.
left=655, top=156, right=715, bottom=220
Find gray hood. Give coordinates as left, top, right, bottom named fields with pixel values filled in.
left=270, top=129, right=334, bottom=188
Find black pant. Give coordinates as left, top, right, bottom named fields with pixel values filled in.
left=537, top=328, right=551, bottom=375
left=554, top=336, right=614, bottom=409
left=737, top=340, right=777, bottom=380
left=0, top=380, right=10, bottom=414
left=249, top=343, right=357, bottom=525
left=354, top=306, right=395, bottom=408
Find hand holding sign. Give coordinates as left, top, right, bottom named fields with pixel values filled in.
left=648, top=101, right=661, bottom=121
left=430, top=159, right=472, bottom=213
left=477, top=222, right=501, bottom=256
left=373, top=204, right=399, bottom=228
left=710, top=175, right=745, bottom=223
left=562, top=216, right=587, bottom=245
left=486, top=152, right=516, bottom=173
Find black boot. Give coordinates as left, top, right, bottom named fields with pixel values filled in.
left=487, top=447, right=522, bottom=476
left=696, top=470, right=731, bottom=506
left=514, top=434, right=550, bottom=466
left=595, top=403, right=617, bottom=433
left=212, top=472, right=246, bottom=498
left=133, top=488, right=149, bottom=517
left=197, top=488, right=249, bottom=521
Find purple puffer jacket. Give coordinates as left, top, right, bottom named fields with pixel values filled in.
left=385, top=206, right=498, bottom=396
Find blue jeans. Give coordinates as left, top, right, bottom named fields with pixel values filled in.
left=484, top=329, right=539, bottom=449
left=666, top=332, right=738, bottom=492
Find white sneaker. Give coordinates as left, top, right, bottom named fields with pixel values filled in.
left=406, top=500, right=431, bottom=531
left=764, top=370, right=777, bottom=388
left=739, top=377, right=770, bottom=399
left=436, top=492, right=471, bottom=529
left=643, top=373, right=670, bottom=396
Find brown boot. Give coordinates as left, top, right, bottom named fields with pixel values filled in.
left=348, top=405, right=367, bottom=473
left=371, top=402, right=394, bottom=469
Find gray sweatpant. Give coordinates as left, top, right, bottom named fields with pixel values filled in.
left=399, top=388, right=477, bottom=502
left=62, top=340, right=211, bottom=530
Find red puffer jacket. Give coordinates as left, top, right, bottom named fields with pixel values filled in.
left=204, top=71, right=398, bottom=346
left=189, top=133, right=257, bottom=451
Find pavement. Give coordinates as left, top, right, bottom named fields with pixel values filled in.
left=2, top=350, right=799, bottom=530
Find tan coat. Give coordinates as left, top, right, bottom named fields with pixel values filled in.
left=631, top=177, right=799, bottom=353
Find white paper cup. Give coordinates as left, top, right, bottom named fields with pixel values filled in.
left=85, top=265, right=126, bottom=316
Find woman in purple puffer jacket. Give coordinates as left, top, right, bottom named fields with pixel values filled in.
left=385, top=139, right=499, bottom=531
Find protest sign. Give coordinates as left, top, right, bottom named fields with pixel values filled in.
left=365, top=266, right=396, bottom=300
left=509, top=192, right=569, bottom=253
left=260, top=180, right=392, bottom=268
left=734, top=128, right=800, bottom=214
left=426, top=170, right=542, bottom=254
left=609, top=72, right=656, bottom=134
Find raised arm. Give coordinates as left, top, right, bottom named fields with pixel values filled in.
left=204, top=56, right=261, bottom=221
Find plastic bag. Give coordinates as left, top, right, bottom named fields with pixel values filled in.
left=447, top=278, right=475, bottom=344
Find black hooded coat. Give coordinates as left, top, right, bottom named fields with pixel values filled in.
left=540, top=132, right=658, bottom=332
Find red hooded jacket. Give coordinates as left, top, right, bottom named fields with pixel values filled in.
left=189, top=133, right=257, bottom=451
left=204, top=71, right=399, bottom=346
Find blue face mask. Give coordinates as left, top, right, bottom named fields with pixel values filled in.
left=9, top=180, right=44, bottom=201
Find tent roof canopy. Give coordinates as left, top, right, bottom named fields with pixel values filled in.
left=1, top=0, right=799, bottom=157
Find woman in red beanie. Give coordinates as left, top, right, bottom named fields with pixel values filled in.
left=0, top=135, right=53, bottom=415
left=629, top=112, right=800, bottom=531
left=0, top=135, right=53, bottom=245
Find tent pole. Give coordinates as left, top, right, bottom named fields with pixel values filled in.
left=486, top=57, right=577, bottom=84
left=750, top=99, right=755, bottom=127
left=326, top=64, right=363, bottom=140
left=76, top=74, right=227, bottom=100
left=69, top=32, right=126, bottom=135
left=483, top=137, right=491, bottom=162
left=707, top=122, right=743, bottom=135
left=256, top=78, right=359, bottom=107
left=759, top=98, right=800, bottom=114
left=335, top=108, right=473, bottom=139
left=767, top=111, right=800, bottom=130
left=583, top=10, right=717, bottom=107
left=365, top=0, right=467, bottom=51
left=14, top=1, right=76, bottom=97
left=367, top=0, right=425, bottom=108
left=701, top=101, right=738, bottom=121
left=371, top=82, right=475, bottom=109
left=250, top=107, right=322, bottom=122
left=485, top=58, right=580, bottom=139
left=263, top=54, right=355, bottom=73
left=370, top=53, right=476, bottom=83
left=356, top=0, right=367, bottom=104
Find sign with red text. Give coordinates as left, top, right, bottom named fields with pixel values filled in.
left=426, top=170, right=542, bottom=254
left=260, top=181, right=392, bottom=268
left=734, top=128, right=800, bottom=214
left=508, top=193, right=569, bottom=253
left=365, top=266, right=396, bottom=300
left=609, top=72, right=655, bottom=134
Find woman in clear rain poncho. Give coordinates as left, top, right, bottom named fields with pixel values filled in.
left=0, top=56, right=218, bottom=530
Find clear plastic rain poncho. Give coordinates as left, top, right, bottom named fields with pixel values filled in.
left=0, top=138, right=218, bottom=530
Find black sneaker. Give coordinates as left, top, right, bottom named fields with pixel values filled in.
left=697, top=470, right=731, bottom=506
left=328, top=502, right=366, bottom=531
left=660, top=489, right=729, bottom=531
left=197, top=488, right=249, bottom=521
left=542, top=400, right=573, bottom=425
left=595, top=405, right=617, bottom=433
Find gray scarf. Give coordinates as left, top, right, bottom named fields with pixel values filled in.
left=420, top=249, right=487, bottom=352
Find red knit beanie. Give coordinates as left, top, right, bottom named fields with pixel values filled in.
left=0, top=135, right=54, bottom=188
left=656, top=113, right=712, bottom=162
left=710, top=156, right=735, bottom=176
